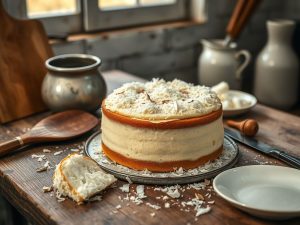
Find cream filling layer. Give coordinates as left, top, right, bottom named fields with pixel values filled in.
left=101, top=114, right=224, bottom=162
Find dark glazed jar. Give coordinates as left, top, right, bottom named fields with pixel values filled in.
left=42, top=54, right=106, bottom=112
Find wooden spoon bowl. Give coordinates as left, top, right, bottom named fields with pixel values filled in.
left=0, top=110, right=99, bottom=157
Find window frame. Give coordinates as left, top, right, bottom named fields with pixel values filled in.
left=83, top=0, right=188, bottom=31
left=3, top=0, right=203, bottom=35
left=3, top=0, right=82, bottom=35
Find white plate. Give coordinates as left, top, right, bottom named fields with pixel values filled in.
left=213, top=165, right=300, bottom=220
left=222, top=90, right=257, bottom=117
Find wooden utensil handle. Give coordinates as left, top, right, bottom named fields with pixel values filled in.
left=226, top=0, right=247, bottom=37
left=0, top=137, right=24, bottom=157
left=227, top=0, right=262, bottom=39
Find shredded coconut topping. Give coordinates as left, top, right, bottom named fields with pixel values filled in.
left=105, top=78, right=221, bottom=120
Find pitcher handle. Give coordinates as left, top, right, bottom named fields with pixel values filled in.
left=235, top=50, right=251, bottom=80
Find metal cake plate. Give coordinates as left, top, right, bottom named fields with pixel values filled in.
left=85, top=131, right=239, bottom=185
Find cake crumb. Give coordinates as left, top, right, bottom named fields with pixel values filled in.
left=162, top=196, right=169, bottom=200
left=146, top=203, right=161, bottom=210
left=119, top=184, right=130, bottom=193
left=115, top=205, right=122, bottom=209
left=150, top=212, right=156, bottom=217
left=42, top=186, right=53, bottom=193
left=55, top=191, right=66, bottom=202
left=136, top=185, right=147, bottom=199
left=36, top=161, right=50, bottom=172
left=195, top=193, right=204, bottom=201
left=166, top=189, right=180, bottom=199
left=43, top=149, right=51, bottom=153
left=164, top=202, right=170, bottom=208
left=54, top=151, right=63, bottom=156
left=196, top=206, right=211, bottom=217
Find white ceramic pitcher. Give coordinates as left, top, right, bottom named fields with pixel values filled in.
left=198, top=39, right=251, bottom=90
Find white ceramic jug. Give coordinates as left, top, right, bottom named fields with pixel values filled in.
left=254, top=20, right=299, bottom=109
left=198, top=39, right=251, bottom=90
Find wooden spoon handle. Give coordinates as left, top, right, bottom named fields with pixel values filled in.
left=0, top=136, right=24, bottom=157
left=227, top=0, right=262, bottom=39
left=226, top=0, right=247, bottom=38
left=226, top=119, right=259, bottom=136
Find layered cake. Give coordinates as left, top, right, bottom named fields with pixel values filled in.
left=101, top=79, right=224, bottom=172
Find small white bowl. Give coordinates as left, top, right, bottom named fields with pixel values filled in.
left=222, top=90, right=257, bottom=117
left=213, top=165, right=300, bottom=220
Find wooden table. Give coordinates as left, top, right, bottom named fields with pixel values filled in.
left=0, top=70, right=299, bottom=225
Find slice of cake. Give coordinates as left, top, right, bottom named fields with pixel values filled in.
left=101, top=79, right=223, bottom=172
left=53, top=154, right=117, bottom=203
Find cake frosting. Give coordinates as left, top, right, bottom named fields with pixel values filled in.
left=101, top=78, right=223, bottom=172
left=104, top=78, right=222, bottom=120
left=101, top=113, right=223, bottom=162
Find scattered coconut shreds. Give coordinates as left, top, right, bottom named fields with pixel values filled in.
left=195, top=193, right=204, bottom=201
left=146, top=203, right=161, bottom=210
left=31, top=154, right=46, bottom=162
left=119, top=184, right=130, bottom=193
left=154, top=185, right=181, bottom=199
left=195, top=206, right=211, bottom=217
left=162, top=196, right=169, bottom=201
left=89, top=195, right=102, bottom=202
left=167, top=189, right=180, bottom=198
left=150, top=212, right=156, bottom=217
left=56, top=191, right=66, bottom=202
left=36, top=161, right=51, bottom=172
left=115, top=205, right=122, bottom=209
left=164, top=202, right=170, bottom=208
left=129, top=196, right=143, bottom=205
left=136, top=185, right=147, bottom=199
left=54, top=151, right=63, bottom=156
left=42, top=186, right=53, bottom=193
left=43, top=149, right=51, bottom=153
left=70, top=149, right=80, bottom=152
left=208, top=201, right=215, bottom=204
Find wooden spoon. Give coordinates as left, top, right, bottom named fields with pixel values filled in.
left=0, top=110, right=99, bottom=157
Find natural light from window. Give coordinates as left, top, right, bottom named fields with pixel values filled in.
left=99, top=0, right=176, bottom=9
left=26, top=0, right=77, bottom=17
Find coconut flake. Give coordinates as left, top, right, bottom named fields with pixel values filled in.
left=54, top=151, right=63, bottom=156
left=42, top=186, right=53, bottom=193
left=119, top=184, right=130, bottom=193
left=136, top=185, right=147, bottom=199
left=43, top=149, right=51, bottom=153
left=196, top=206, right=211, bottom=217
left=146, top=203, right=161, bottom=210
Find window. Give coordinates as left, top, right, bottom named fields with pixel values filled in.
left=3, top=0, right=196, bottom=34
left=84, top=0, right=187, bottom=31
left=3, top=0, right=81, bottom=35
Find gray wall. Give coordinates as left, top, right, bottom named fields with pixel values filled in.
left=52, top=0, right=300, bottom=92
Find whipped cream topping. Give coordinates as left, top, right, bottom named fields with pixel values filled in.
left=104, top=78, right=221, bottom=120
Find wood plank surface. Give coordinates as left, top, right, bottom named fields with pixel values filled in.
left=0, top=1, right=53, bottom=123
left=0, top=70, right=299, bottom=225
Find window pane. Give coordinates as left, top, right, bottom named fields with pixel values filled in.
left=99, top=0, right=137, bottom=9
left=140, top=0, right=176, bottom=6
left=26, top=0, right=77, bottom=17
